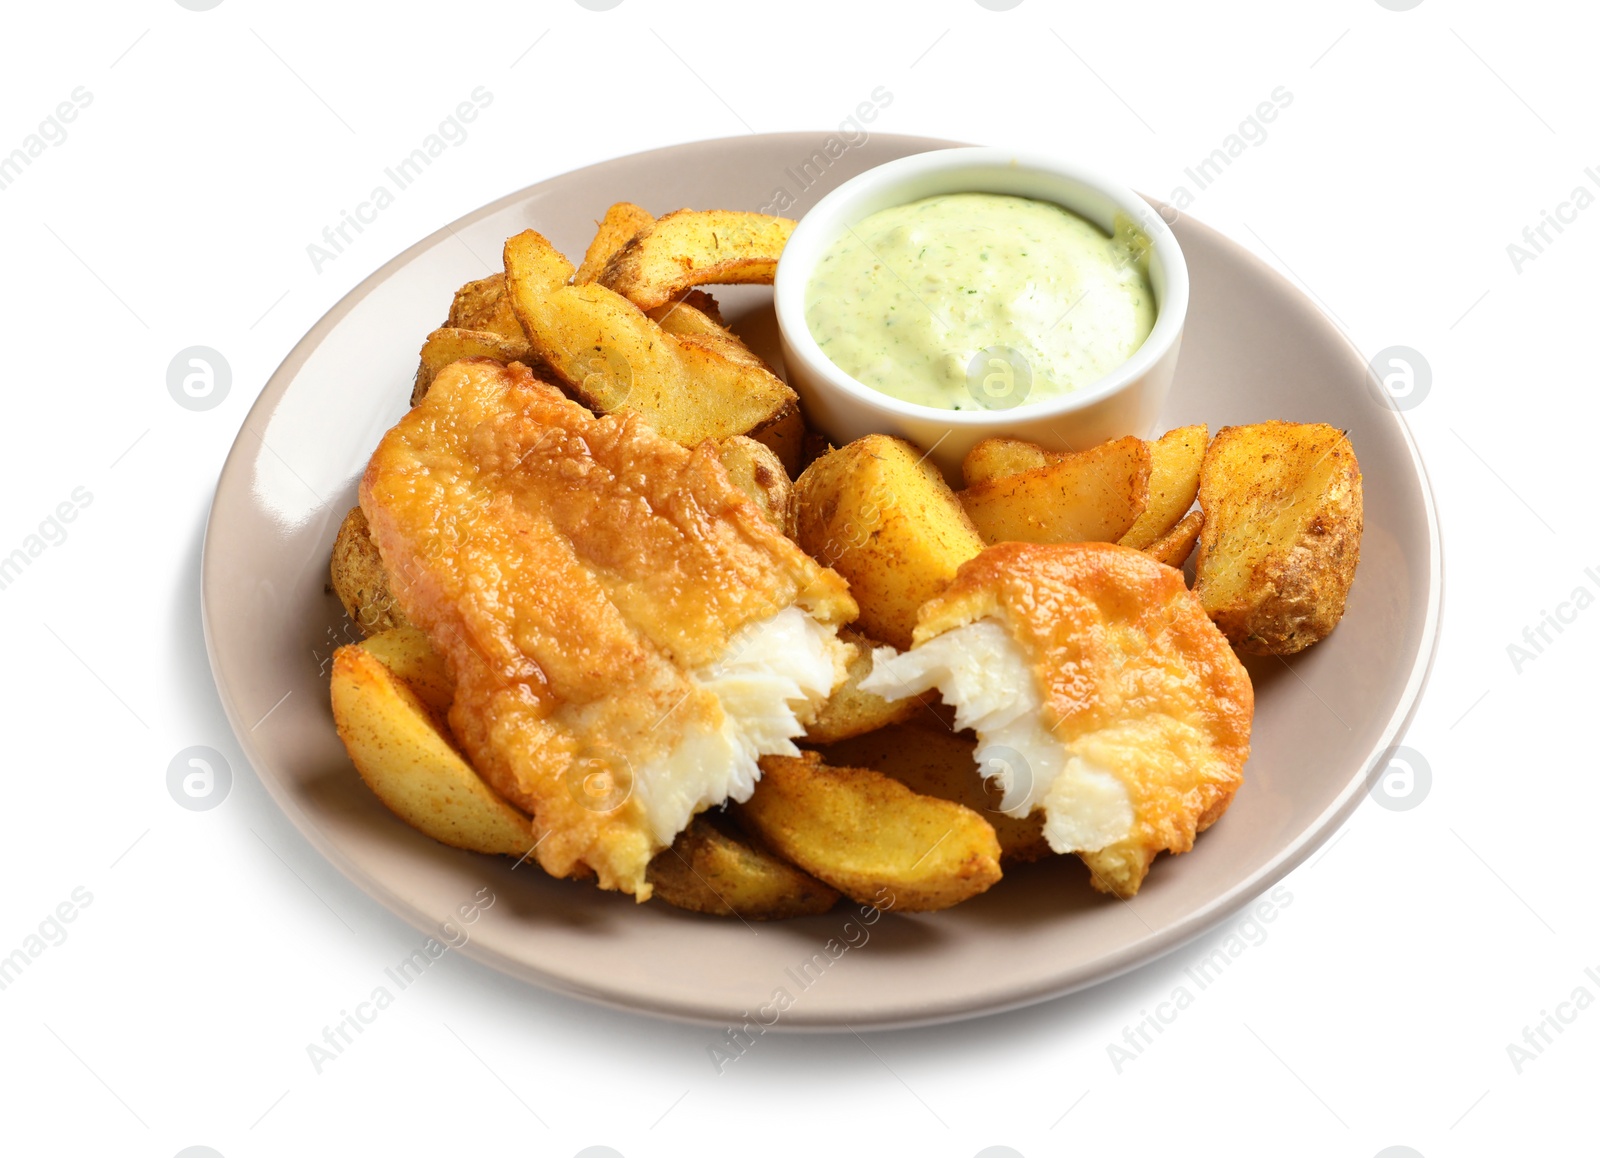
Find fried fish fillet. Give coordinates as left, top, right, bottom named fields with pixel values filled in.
left=861, top=542, right=1252, bottom=897
left=360, top=358, right=857, bottom=898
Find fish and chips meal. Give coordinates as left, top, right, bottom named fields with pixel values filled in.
left=328, top=193, right=1364, bottom=919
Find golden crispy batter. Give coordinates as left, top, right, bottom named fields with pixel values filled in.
left=915, top=542, right=1253, bottom=897
left=360, top=359, right=855, bottom=897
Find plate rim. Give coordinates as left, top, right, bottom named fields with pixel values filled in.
left=201, top=132, right=1444, bottom=1031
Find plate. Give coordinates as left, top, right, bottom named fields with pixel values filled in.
left=202, top=133, right=1441, bottom=1030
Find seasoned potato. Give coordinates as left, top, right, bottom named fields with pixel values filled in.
left=574, top=201, right=655, bottom=285
left=1145, top=508, right=1204, bottom=570
left=445, top=273, right=525, bottom=344
left=817, top=722, right=1052, bottom=865
left=599, top=209, right=795, bottom=310
left=330, top=506, right=408, bottom=636
left=1194, top=421, right=1363, bottom=654
left=717, top=435, right=793, bottom=532
left=358, top=624, right=451, bottom=715
left=793, top=435, right=985, bottom=650
left=503, top=228, right=803, bottom=471
left=331, top=644, right=535, bottom=856
left=1119, top=424, right=1208, bottom=550
left=959, top=435, right=1151, bottom=546
left=961, top=437, right=1052, bottom=488
left=410, top=329, right=533, bottom=406
left=646, top=815, right=839, bottom=920
left=802, top=627, right=917, bottom=744
left=737, top=752, right=1002, bottom=912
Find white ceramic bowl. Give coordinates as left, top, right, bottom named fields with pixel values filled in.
left=774, top=147, right=1189, bottom=482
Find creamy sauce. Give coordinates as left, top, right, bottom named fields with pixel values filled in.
left=805, top=193, right=1156, bottom=410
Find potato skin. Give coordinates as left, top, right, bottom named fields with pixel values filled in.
left=1194, top=421, right=1363, bottom=654
left=646, top=815, right=839, bottom=920
left=793, top=435, right=985, bottom=651
left=802, top=627, right=917, bottom=744
left=736, top=751, right=1002, bottom=912
left=816, top=721, right=1051, bottom=865
left=330, top=506, right=409, bottom=636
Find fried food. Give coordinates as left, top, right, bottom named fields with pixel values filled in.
left=1145, top=509, right=1204, bottom=570
left=1194, top=421, right=1363, bottom=654
left=331, top=642, right=536, bottom=856
left=410, top=327, right=532, bottom=406
left=1119, top=424, right=1208, bottom=550
left=446, top=274, right=525, bottom=342
left=793, top=434, right=985, bottom=651
left=356, top=624, right=452, bottom=714
left=360, top=358, right=856, bottom=898
left=960, top=436, right=1052, bottom=488
left=330, top=506, right=408, bottom=635
left=861, top=542, right=1253, bottom=897
left=716, top=435, right=793, bottom=532
left=802, top=627, right=918, bottom=744
left=736, top=751, right=1003, bottom=912
left=958, top=435, right=1151, bottom=546
left=599, top=209, right=795, bottom=310
left=646, top=814, right=839, bottom=920
left=574, top=201, right=655, bottom=285
left=817, top=721, right=1052, bottom=864
left=503, top=228, right=803, bottom=471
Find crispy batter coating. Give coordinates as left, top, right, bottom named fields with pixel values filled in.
left=916, top=542, right=1253, bottom=896
left=359, top=359, right=855, bottom=897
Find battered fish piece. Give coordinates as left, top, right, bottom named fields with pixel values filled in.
left=860, top=542, right=1252, bottom=897
left=361, top=359, right=857, bottom=898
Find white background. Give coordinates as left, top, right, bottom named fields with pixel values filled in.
left=0, top=1, right=1592, bottom=1155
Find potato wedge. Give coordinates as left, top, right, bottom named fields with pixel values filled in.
left=445, top=274, right=525, bottom=344
left=959, top=435, right=1151, bottom=546
left=817, top=722, right=1052, bottom=865
left=599, top=209, right=795, bottom=311
left=574, top=201, right=655, bottom=285
left=358, top=624, right=451, bottom=716
left=717, top=435, right=793, bottom=532
left=737, top=752, right=1002, bottom=912
left=793, top=434, right=985, bottom=651
left=1119, top=424, right=1208, bottom=550
left=961, top=437, right=1052, bottom=489
left=330, top=506, right=408, bottom=636
left=502, top=228, right=803, bottom=471
left=802, top=627, right=917, bottom=744
left=646, top=815, right=839, bottom=920
left=331, top=645, right=535, bottom=856
left=1194, top=421, right=1363, bottom=654
left=410, top=329, right=532, bottom=406
left=1144, top=508, right=1204, bottom=570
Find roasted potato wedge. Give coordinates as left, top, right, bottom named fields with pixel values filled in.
left=959, top=435, right=1151, bottom=546
left=331, top=645, right=535, bottom=856
left=793, top=434, right=985, bottom=650
left=817, top=722, right=1052, bottom=865
left=1194, top=421, right=1363, bottom=654
left=961, top=437, right=1052, bottom=489
left=1145, top=508, right=1204, bottom=570
left=737, top=752, right=1002, bottom=912
left=410, top=329, right=531, bottom=406
left=717, top=435, right=793, bottom=532
left=803, top=627, right=918, bottom=744
left=574, top=201, right=655, bottom=285
left=358, top=624, right=451, bottom=715
left=503, top=228, right=803, bottom=471
left=445, top=274, right=525, bottom=344
left=599, top=209, right=795, bottom=310
left=1119, top=424, right=1208, bottom=550
left=646, top=815, right=839, bottom=920
left=331, top=506, right=408, bottom=635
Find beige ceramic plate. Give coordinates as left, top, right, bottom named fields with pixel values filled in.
left=202, top=134, right=1441, bottom=1029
